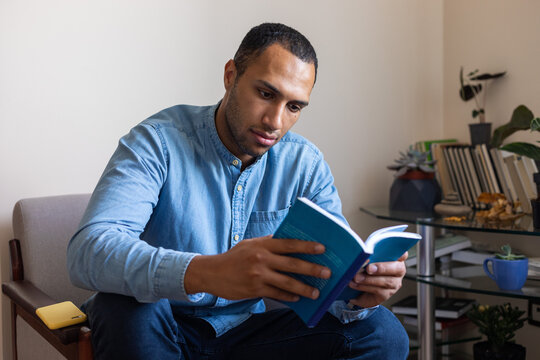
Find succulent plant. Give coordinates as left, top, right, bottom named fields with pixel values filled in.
left=387, top=148, right=436, bottom=177
left=495, top=244, right=526, bottom=260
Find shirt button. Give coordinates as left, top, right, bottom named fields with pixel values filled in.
left=232, top=159, right=239, bottom=166
left=234, top=235, right=240, bottom=241
left=237, top=185, right=243, bottom=191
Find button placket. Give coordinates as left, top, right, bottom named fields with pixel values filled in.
left=230, top=171, right=249, bottom=247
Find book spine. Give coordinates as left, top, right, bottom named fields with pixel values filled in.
left=490, top=148, right=514, bottom=203
left=450, top=147, right=473, bottom=206
left=307, top=252, right=371, bottom=327
left=480, top=144, right=501, bottom=193
left=505, top=155, right=532, bottom=213
left=441, top=146, right=461, bottom=202
left=515, top=156, right=536, bottom=199
left=476, top=145, right=495, bottom=193
left=471, top=147, right=490, bottom=193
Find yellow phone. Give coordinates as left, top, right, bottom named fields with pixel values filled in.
left=36, top=301, right=87, bottom=330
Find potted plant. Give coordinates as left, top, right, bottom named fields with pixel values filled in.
left=491, top=106, right=540, bottom=225
left=387, top=148, right=441, bottom=212
left=467, top=302, right=526, bottom=360
left=459, top=67, right=506, bottom=146
left=491, top=105, right=540, bottom=160
left=484, top=244, right=529, bottom=291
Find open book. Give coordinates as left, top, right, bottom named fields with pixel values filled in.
left=273, top=197, right=421, bottom=327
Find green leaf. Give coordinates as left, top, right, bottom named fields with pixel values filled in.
left=500, top=142, right=540, bottom=161
left=470, top=71, right=506, bottom=81
left=460, top=84, right=482, bottom=101
left=531, top=117, right=540, bottom=132
left=490, top=105, right=534, bottom=147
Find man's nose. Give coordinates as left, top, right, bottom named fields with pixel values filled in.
left=262, top=104, right=285, bottom=131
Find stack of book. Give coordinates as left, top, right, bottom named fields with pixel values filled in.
left=451, top=248, right=493, bottom=265
left=402, top=314, right=470, bottom=331
left=391, top=295, right=476, bottom=319
left=405, top=233, right=471, bottom=267
left=417, top=139, right=538, bottom=213
left=450, top=247, right=495, bottom=279
left=529, top=257, right=540, bottom=280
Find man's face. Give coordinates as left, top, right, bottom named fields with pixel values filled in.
left=216, top=44, right=316, bottom=167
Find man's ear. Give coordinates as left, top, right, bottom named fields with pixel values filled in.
left=224, top=59, right=237, bottom=91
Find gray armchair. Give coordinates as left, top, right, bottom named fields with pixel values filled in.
left=2, top=194, right=94, bottom=360
left=1, top=193, right=287, bottom=359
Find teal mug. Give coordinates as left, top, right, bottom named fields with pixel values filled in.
left=483, top=257, right=529, bottom=291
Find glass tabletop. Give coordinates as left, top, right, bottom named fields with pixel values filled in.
left=360, top=206, right=540, bottom=236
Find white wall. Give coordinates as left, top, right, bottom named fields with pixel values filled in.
left=0, top=1, right=443, bottom=358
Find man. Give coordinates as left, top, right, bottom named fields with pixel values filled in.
left=68, top=23, right=409, bottom=359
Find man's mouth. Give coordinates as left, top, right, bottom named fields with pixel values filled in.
left=251, top=129, right=278, bottom=147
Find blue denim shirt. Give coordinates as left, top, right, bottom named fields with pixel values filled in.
left=67, top=103, right=375, bottom=336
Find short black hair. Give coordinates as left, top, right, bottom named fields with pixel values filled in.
left=233, top=23, right=318, bottom=83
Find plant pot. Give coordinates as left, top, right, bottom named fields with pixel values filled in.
left=389, top=171, right=441, bottom=212
left=483, top=257, right=528, bottom=290
left=469, top=122, right=492, bottom=146
left=473, top=341, right=526, bottom=360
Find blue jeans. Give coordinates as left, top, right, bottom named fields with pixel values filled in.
left=84, top=293, right=409, bottom=360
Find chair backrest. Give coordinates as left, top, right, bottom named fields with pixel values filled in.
left=12, top=194, right=94, bottom=307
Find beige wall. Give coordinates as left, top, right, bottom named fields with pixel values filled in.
left=0, top=1, right=444, bottom=357
left=443, top=0, right=540, bottom=358
left=3, top=0, right=539, bottom=358
left=443, top=0, right=540, bottom=144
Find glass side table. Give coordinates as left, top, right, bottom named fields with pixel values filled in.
left=360, top=207, right=540, bottom=360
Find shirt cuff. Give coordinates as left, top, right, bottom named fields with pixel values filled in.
left=155, top=250, right=204, bottom=302
left=328, top=300, right=379, bottom=324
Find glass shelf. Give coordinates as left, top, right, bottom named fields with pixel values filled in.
left=405, top=267, right=540, bottom=301
left=361, top=206, right=540, bottom=359
left=360, top=206, right=540, bottom=300
left=404, top=323, right=481, bottom=351
left=360, top=206, right=540, bottom=236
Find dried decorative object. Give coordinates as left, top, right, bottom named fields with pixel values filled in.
left=475, top=193, right=524, bottom=222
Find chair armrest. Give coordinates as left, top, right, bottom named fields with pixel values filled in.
left=2, top=280, right=89, bottom=345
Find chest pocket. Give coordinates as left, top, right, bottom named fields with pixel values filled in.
left=244, top=207, right=290, bottom=239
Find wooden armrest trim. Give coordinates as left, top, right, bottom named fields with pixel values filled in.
left=2, top=280, right=56, bottom=312
left=2, top=280, right=89, bottom=345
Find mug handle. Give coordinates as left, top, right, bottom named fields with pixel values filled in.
left=483, top=258, right=496, bottom=281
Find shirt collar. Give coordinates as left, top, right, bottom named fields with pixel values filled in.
left=206, top=101, right=267, bottom=170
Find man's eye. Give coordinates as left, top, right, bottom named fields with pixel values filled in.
left=288, top=104, right=301, bottom=113
left=259, top=90, right=272, bottom=99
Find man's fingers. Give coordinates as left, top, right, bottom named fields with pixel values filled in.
left=398, top=251, right=408, bottom=261
left=365, top=260, right=406, bottom=276
left=270, top=253, right=331, bottom=280
left=261, top=237, right=325, bottom=255
left=262, top=286, right=301, bottom=302
left=349, top=277, right=400, bottom=292
left=265, top=271, right=320, bottom=300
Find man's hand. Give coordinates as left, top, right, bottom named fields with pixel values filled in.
left=347, top=252, right=408, bottom=308
left=184, top=235, right=331, bottom=302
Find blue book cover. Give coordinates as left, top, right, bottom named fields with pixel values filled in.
left=273, top=197, right=421, bottom=327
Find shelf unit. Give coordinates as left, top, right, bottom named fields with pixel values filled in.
left=360, top=207, right=540, bottom=360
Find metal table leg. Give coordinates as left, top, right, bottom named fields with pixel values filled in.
left=417, top=223, right=435, bottom=360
